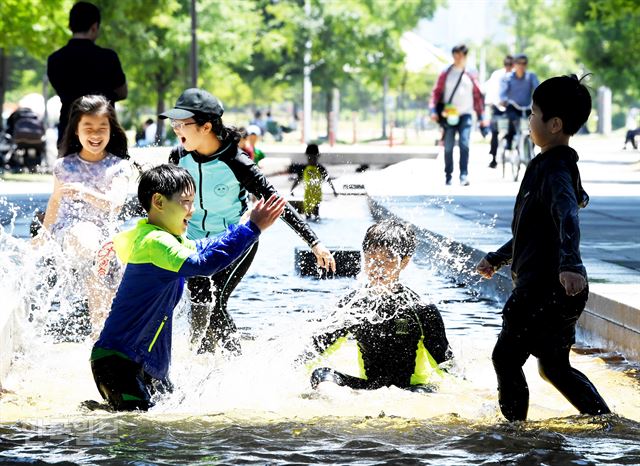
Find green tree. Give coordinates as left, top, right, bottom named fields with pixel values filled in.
left=0, top=0, right=67, bottom=129
left=93, top=0, right=258, bottom=138
left=504, top=0, right=580, bottom=81
left=567, top=0, right=640, bottom=102
left=244, top=0, right=439, bottom=137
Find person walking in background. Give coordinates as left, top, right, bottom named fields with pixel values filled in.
left=47, top=1, right=127, bottom=145
left=484, top=55, right=514, bottom=168
left=499, top=54, right=539, bottom=151
left=429, top=44, right=486, bottom=186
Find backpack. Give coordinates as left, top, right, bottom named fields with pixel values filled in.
left=11, top=110, right=45, bottom=144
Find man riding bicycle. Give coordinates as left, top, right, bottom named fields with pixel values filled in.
left=499, top=54, right=540, bottom=150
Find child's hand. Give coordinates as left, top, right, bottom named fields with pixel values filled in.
left=559, top=271, right=587, bottom=296
left=476, top=257, right=495, bottom=279
left=311, top=243, right=336, bottom=272
left=249, top=194, right=286, bottom=231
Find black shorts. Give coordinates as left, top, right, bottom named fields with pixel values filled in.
left=91, top=355, right=172, bottom=411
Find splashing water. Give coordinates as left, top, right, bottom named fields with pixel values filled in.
left=1, top=195, right=639, bottom=464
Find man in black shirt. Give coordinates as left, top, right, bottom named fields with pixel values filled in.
left=47, top=1, right=127, bottom=144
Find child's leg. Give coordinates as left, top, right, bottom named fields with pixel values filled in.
left=197, top=242, right=260, bottom=354
left=90, top=355, right=154, bottom=411
left=492, top=332, right=530, bottom=421
left=310, top=367, right=372, bottom=390
left=537, top=347, right=611, bottom=416
left=187, top=275, right=216, bottom=346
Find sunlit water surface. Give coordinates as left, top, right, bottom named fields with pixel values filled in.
left=0, top=195, right=639, bottom=465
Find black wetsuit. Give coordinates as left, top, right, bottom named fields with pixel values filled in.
left=310, top=284, right=453, bottom=390
left=485, top=145, right=610, bottom=421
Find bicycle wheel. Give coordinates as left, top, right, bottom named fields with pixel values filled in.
left=511, top=146, right=521, bottom=181
left=499, top=137, right=509, bottom=179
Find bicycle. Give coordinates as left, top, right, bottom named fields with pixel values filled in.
left=498, top=101, right=534, bottom=181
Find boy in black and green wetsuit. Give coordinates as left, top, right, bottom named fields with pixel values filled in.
left=90, top=164, right=285, bottom=411
left=309, top=220, right=453, bottom=392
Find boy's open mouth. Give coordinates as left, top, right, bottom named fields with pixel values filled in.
left=180, top=137, right=187, bottom=144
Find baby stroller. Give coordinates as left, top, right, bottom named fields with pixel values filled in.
left=2, top=107, right=46, bottom=172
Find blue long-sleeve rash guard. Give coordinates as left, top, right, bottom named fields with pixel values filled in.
left=93, top=218, right=260, bottom=379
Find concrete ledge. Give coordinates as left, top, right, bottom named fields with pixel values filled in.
left=128, top=145, right=439, bottom=166
left=368, top=196, right=640, bottom=362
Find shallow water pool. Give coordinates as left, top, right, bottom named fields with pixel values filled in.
left=0, top=195, right=639, bottom=465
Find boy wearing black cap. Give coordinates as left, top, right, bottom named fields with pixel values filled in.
left=161, top=88, right=336, bottom=355
left=476, top=75, right=611, bottom=421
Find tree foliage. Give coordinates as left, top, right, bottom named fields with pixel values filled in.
left=504, top=0, right=580, bottom=81
left=566, top=0, right=640, bottom=102
left=0, top=0, right=68, bottom=57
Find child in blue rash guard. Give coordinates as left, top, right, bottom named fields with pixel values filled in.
left=90, top=164, right=285, bottom=411
left=308, top=220, right=453, bottom=392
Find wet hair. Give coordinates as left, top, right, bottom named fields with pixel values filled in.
left=69, top=1, right=100, bottom=33
left=137, top=164, right=195, bottom=212
left=362, top=219, right=416, bottom=259
left=192, top=112, right=242, bottom=145
left=532, top=74, right=592, bottom=136
left=451, top=44, right=468, bottom=55
left=59, top=94, right=129, bottom=159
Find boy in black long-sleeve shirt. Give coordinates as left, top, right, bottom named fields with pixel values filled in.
left=476, top=75, right=611, bottom=421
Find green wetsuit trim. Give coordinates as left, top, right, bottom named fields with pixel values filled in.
left=148, top=316, right=168, bottom=352
left=90, top=347, right=131, bottom=362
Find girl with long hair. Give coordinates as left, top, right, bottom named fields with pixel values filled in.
left=39, top=94, right=133, bottom=336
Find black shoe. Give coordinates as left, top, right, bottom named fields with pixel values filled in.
left=489, top=160, right=497, bottom=168
left=445, top=178, right=452, bottom=186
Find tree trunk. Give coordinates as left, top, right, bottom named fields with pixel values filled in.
left=0, top=49, right=8, bottom=132
left=381, top=75, right=388, bottom=139
left=325, top=90, right=331, bottom=139
left=156, top=80, right=166, bottom=144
